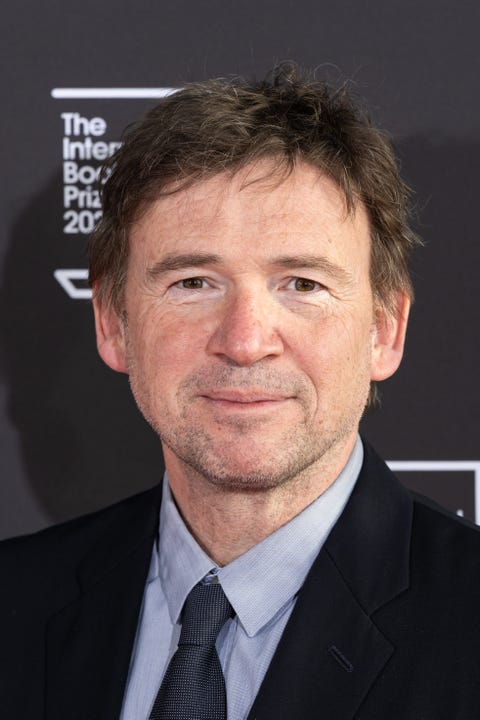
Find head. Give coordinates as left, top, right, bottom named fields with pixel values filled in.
left=89, top=65, right=420, bottom=491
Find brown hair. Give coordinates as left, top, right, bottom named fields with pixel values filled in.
left=89, top=63, right=420, bottom=314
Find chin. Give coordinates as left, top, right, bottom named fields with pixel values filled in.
left=180, top=449, right=318, bottom=493
left=200, top=470, right=293, bottom=493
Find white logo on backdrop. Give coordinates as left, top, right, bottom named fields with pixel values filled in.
left=51, top=88, right=177, bottom=99
left=52, top=87, right=178, bottom=301
left=387, top=460, right=480, bottom=523
left=53, top=269, right=91, bottom=299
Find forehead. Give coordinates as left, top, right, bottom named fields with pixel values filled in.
left=129, top=159, right=371, bottom=264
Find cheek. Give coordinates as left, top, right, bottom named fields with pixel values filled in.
left=299, top=316, right=373, bottom=385
left=128, top=309, right=211, bottom=383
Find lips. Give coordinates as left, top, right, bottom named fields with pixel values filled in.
left=200, top=390, right=291, bottom=404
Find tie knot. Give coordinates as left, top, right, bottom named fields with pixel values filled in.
left=179, top=581, right=233, bottom=646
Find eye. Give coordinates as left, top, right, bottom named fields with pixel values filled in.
left=179, top=277, right=205, bottom=289
left=292, top=277, right=322, bottom=292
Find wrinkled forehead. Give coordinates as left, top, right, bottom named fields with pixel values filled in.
left=131, top=157, right=360, bottom=236
left=126, top=158, right=372, bottom=286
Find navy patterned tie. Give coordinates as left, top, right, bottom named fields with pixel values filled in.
left=149, top=581, right=233, bottom=720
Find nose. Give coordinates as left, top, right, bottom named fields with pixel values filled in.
left=206, top=289, right=284, bottom=366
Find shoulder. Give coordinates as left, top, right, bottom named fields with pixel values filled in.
left=353, top=438, right=480, bottom=595
left=349, top=450, right=480, bottom=715
left=0, top=483, right=161, bottom=551
left=362, top=437, right=480, bottom=550
left=0, top=484, right=162, bottom=604
left=409, top=492, right=480, bottom=584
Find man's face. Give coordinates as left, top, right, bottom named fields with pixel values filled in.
left=95, top=160, right=407, bottom=490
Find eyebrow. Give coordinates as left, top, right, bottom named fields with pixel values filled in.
left=147, top=253, right=221, bottom=277
left=146, top=251, right=353, bottom=284
left=270, top=254, right=353, bottom=284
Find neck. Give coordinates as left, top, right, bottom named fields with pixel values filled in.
left=163, top=435, right=356, bottom=566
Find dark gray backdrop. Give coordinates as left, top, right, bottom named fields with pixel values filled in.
left=1, top=0, right=479, bottom=539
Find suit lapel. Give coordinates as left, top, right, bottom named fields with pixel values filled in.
left=248, top=441, right=412, bottom=720
left=45, top=484, right=162, bottom=720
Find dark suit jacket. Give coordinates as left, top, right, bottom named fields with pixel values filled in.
left=1, top=441, right=480, bottom=719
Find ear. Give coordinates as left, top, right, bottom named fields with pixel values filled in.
left=370, top=292, right=410, bottom=382
left=92, top=292, right=128, bottom=374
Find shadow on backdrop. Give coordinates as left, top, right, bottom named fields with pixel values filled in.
left=0, top=169, right=163, bottom=526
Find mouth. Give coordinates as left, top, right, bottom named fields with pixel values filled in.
left=199, top=390, right=293, bottom=410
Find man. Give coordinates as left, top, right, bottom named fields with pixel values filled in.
left=2, top=65, right=480, bottom=719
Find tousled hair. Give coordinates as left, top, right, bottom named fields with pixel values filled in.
left=89, top=63, right=420, bottom=318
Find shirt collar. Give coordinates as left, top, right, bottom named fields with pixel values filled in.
left=156, top=481, right=215, bottom=625
left=156, top=436, right=363, bottom=635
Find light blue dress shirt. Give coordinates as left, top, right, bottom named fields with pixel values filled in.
left=120, top=436, right=363, bottom=720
